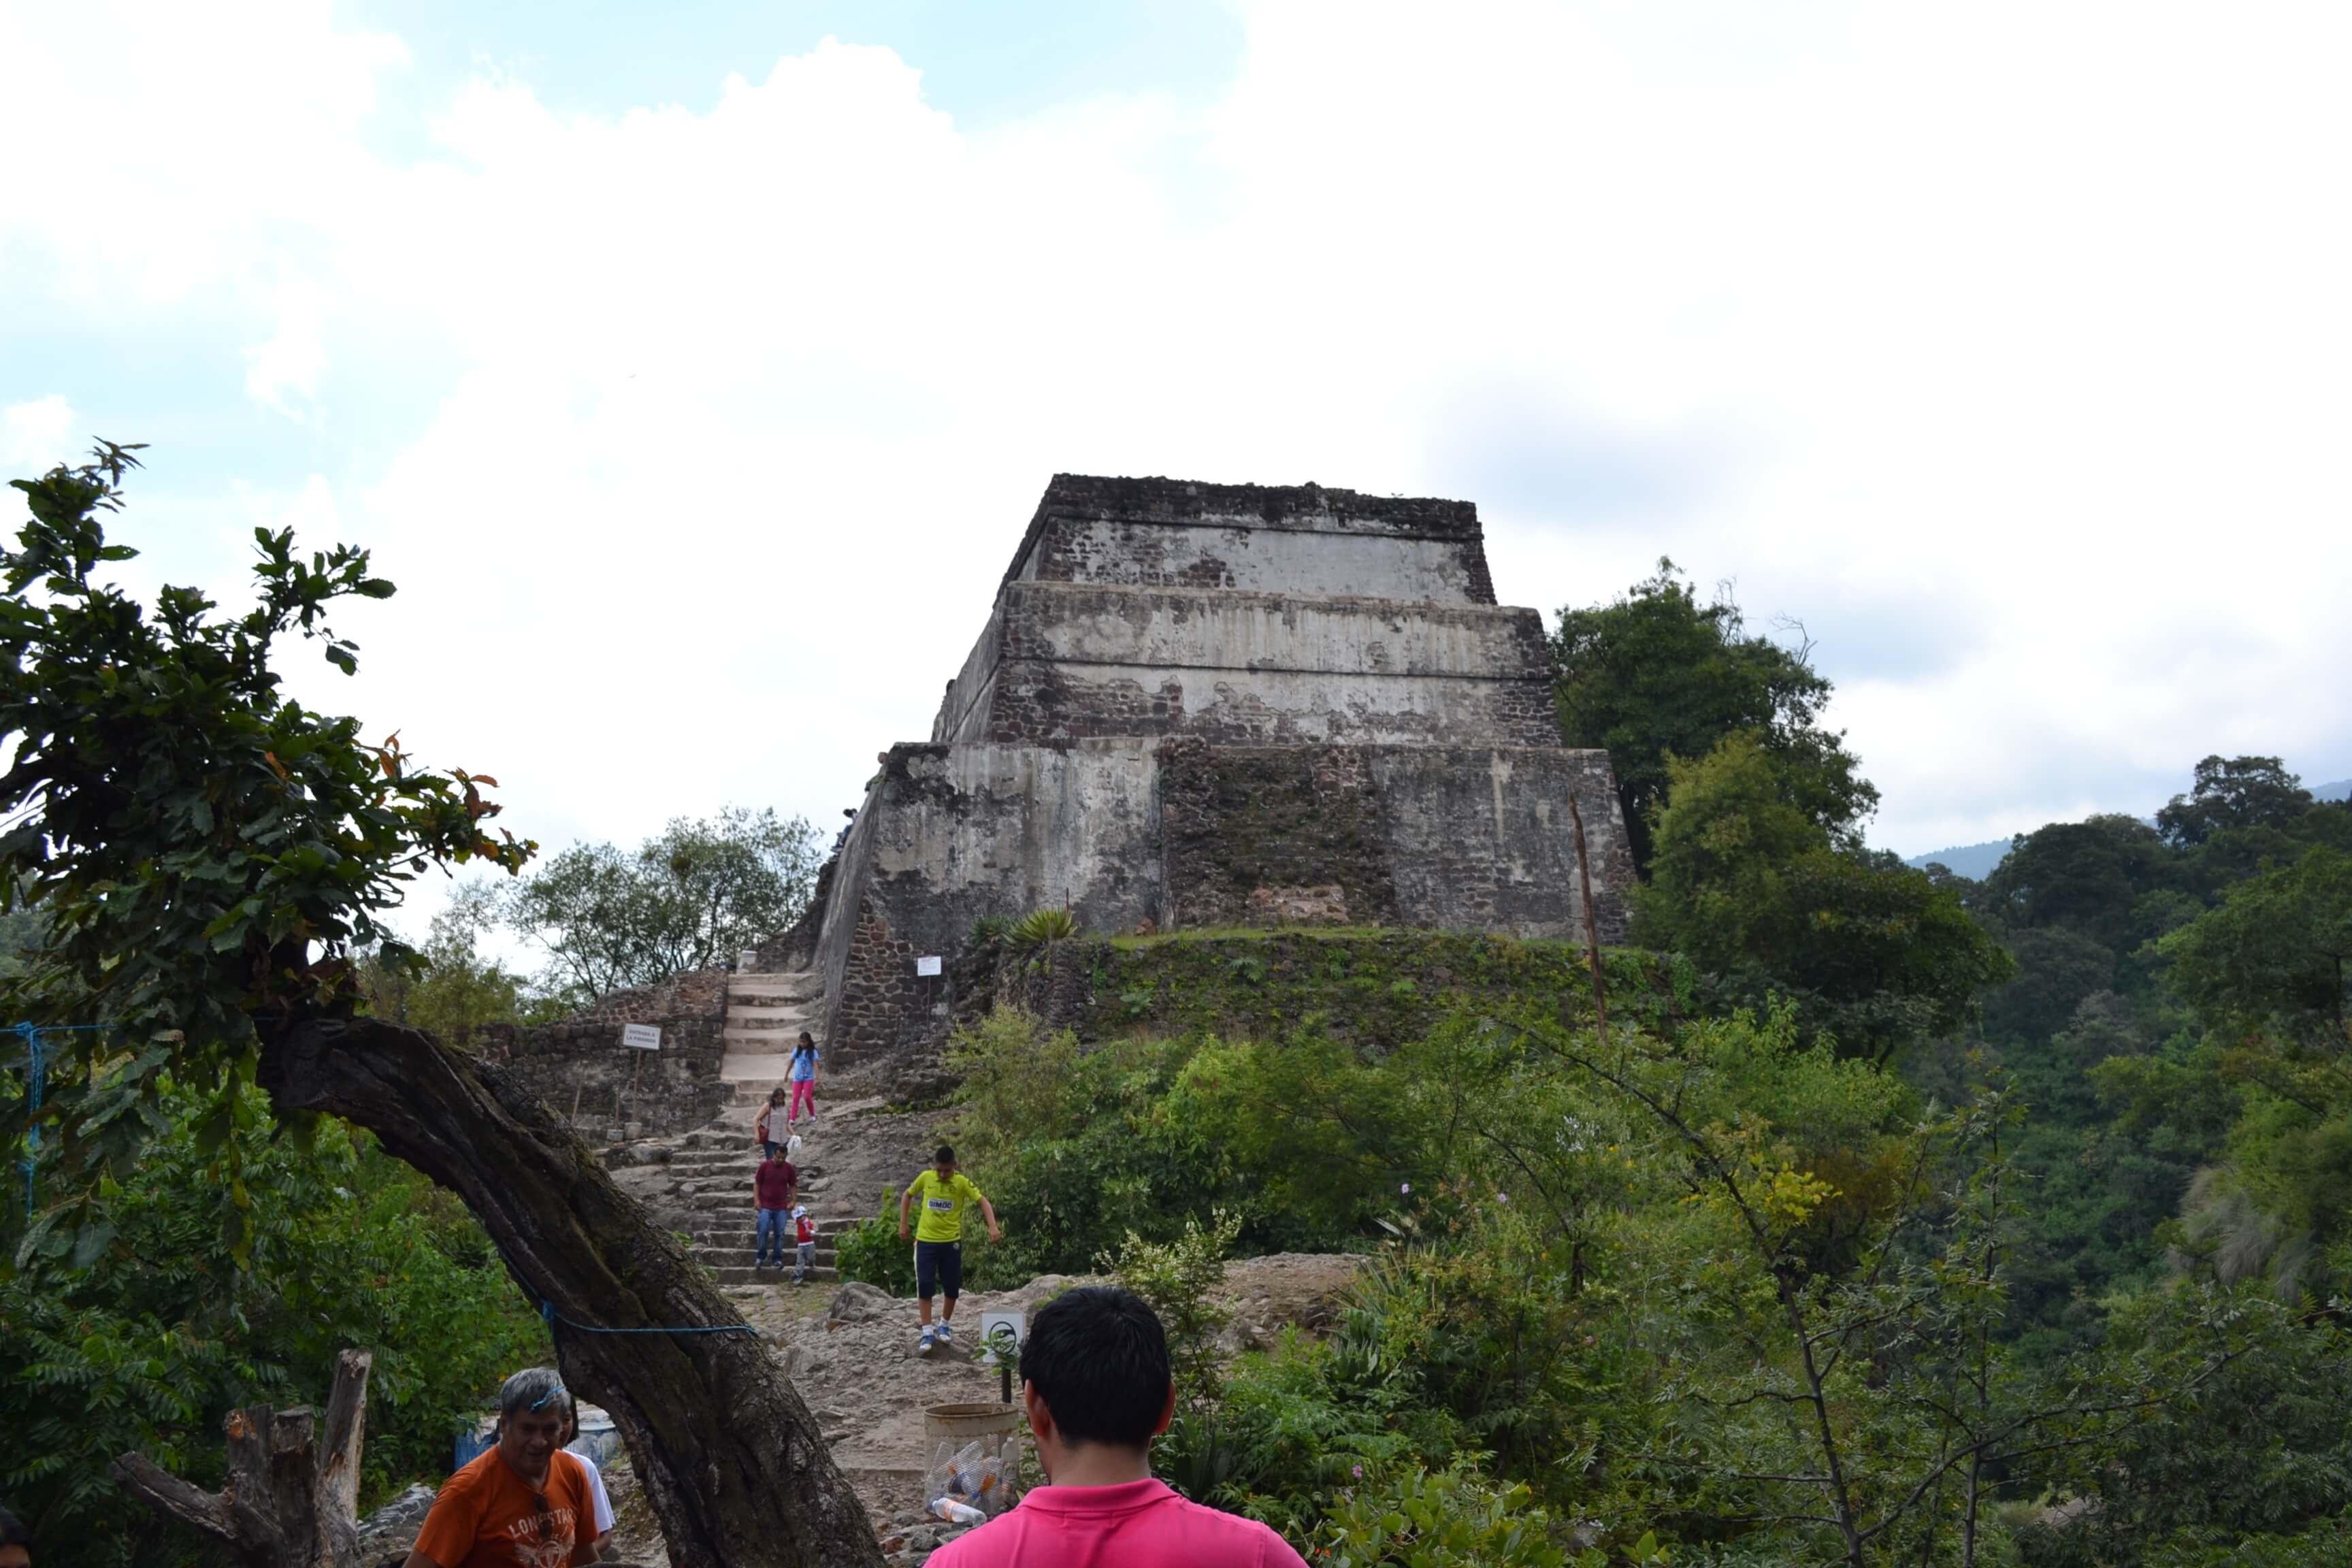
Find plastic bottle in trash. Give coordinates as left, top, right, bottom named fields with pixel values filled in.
left=930, top=1497, right=986, bottom=1526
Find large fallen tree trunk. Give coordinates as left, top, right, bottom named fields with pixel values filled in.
left=116, top=1350, right=372, bottom=1568
left=259, top=1015, right=883, bottom=1568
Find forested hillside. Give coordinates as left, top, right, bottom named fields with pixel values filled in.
left=7, top=473, right=2350, bottom=1568
left=844, top=566, right=2352, bottom=1564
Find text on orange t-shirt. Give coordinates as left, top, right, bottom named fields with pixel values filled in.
left=414, top=1446, right=597, bottom=1568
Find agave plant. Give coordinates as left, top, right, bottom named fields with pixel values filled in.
left=1009, top=906, right=1080, bottom=950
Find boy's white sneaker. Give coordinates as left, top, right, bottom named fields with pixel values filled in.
left=917, top=1325, right=938, bottom=1354
left=936, top=1322, right=954, bottom=1345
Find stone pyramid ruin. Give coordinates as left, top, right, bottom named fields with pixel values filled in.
left=785, top=474, right=1634, bottom=1065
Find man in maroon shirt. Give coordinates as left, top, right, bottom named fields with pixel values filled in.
left=930, top=1287, right=1308, bottom=1568
left=753, top=1144, right=798, bottom=1269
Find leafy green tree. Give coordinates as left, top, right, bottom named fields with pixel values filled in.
left=0, top=441, right=531, bottom=1249
left=2157, top=755, right=2317, bottom=848
left=0, top=446, right=885, bottom=1568
left=1982, top=815, right=2180, bottom=958
left=2150, top=849, right=2352, bottom=1292
left=2161, top=847, right=2352, bottom=1052
left=1639, top=732, right=2012, bottom=1058
left=0, top=1087, right=549, bottom=1567
left=359, top=881, right=538, bottom=1043
left=504, top=806, right=821, bottom=1004
left=1550, top=559, right=1877, bottom=873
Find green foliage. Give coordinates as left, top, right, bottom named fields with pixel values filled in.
left=1550, top=559, right=1876, bottom=873
left=0, top=1085, right=548, bottom=1568
left=1021, top=926, right=1643, bottom=1055
left=834, top=1190, right=918, bottom=1296
left=504, top=806, right=821, bottom=1006
left=1009, top=906, right=1080, bottom=951
left=940, top=1006, right=1087, bottom=1171
left=359, top=881, right=536, bottom=1044
left=0, top=444, right=532, bottom=1258
left=1313, top=1465, right=1573, bottom=1568
left=2157, top=755, right=2317, bottom=849
left=1102, top=1209, right=1243, bottom=1415
left=1982, top=814, right=2180, bottom=957
left=1639, top=731, right=2013, bottom=1058
left=2160, top=845, right=2352, bottom=1051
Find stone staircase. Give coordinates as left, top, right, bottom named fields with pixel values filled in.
left=720, top=965, right=826, bottom=1092
left=653, top=964, right=854, bottom=1289
left=661, top=1122, right=860, bottom=1288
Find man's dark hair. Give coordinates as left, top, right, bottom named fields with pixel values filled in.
left=0, top=1505, right=28, bottom=1551
left=934, top=1145, right=956, bottom=1165
left=1022, top=1286, right=1171, bottom=1448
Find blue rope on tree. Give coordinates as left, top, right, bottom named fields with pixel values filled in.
left=10, top=1021, right=110, bottom=1216
left=540, top=1299, right=761, bottom=1337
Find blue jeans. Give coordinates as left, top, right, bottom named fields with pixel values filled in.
left=756, top=1207, right=788, bottom=1263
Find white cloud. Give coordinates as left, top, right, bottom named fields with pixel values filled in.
left=244, top=280, right=331, bottom=414
left=7, top=0, right=2351, bottom=902
left=1, top=397, right=76, bottom=472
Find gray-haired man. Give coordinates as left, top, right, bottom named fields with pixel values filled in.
left=406, top=1369, right=598, bottom=1568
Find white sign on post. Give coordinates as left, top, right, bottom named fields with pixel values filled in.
left=977, top=1309, right=1026, bottom=1368
left=915, top=955, right=943, bottom=977
left=620, top=1024, right=662, bottom=1051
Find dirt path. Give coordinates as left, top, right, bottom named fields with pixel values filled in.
left=587, top=1095, right=1363, bottom=1561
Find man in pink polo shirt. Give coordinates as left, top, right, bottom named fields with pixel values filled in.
left=929, top=1286, right=1307, bottom=1568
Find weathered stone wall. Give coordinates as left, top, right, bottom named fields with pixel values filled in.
left=482, top=969, right=730, bottom=1143
left=817, top=738, right=1634, bottom=1057
left=936, top=584, right=1556, bottom=747
left=1002, top=475, right=1497, bottom=604
left=1158, top=741, right=1633, bottom=942
left=813, top=741, right=1164, bottom=1062
left=1156, top=740, right=1401, bottom=929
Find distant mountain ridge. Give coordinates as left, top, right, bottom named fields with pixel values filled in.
left=1902, top=778, right=2352, bottom=881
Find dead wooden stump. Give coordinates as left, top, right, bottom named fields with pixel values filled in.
left=116, top=1348, right=372, bottom=1568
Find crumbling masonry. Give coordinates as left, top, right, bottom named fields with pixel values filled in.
left=786, top=475, right=1635, bottom=1064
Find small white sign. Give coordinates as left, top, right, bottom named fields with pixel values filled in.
left=977, top=1310, right=1026, bottom=1368
left=915, top=955, right=943, bottom=977
left=620, top=1023, right=662, bottom=1051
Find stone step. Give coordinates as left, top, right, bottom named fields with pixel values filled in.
left=721, top=1054, right=797, bottom=1080
left=725, top=1016, right=817, bottom=1034
left=727, top=979, right=824, bottom=1002
left=722, top=1030, right=818, bottom=1047
left=687, top=1226, right=852, bottom=1246
left=705, top=1264, right=839, bottom=1286
left=693, top=1245, right=838, bottom=1264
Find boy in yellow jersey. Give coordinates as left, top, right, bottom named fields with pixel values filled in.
left=898, top=1144, right=1002, bottom=1354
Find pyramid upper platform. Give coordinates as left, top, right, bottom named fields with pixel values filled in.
left=932, top=475, right=1553, bottom=748
left=998, top=474, right=1498, bottom=604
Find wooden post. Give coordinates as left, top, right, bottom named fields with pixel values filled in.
left=1567, top=794, right=1610, bottom=1050
left=116, top=1348, right=372, bottom=1568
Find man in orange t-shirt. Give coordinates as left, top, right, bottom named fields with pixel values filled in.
left=407, top=1369, right=600, bottom=1568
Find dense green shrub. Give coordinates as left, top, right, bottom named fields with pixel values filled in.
left=833, top=1190, right=918, bottom=1296
left=1314, top=1466, right=1580, bottom=1568
left=0, top=1087, right=549, bottom=1568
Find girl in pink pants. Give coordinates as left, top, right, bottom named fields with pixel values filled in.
left=787, top=1031, right=820, bottom=1128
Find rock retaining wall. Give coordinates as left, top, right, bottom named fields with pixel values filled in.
left=481, top=969, right=730, bottom=1142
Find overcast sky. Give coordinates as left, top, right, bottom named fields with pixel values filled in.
left=7, top=0, right=2349, bottom=938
